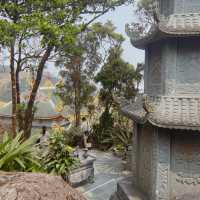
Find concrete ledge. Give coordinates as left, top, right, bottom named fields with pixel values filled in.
left=68, top=156, right=96, bottom=187
left=110, top=177, right=148, bottom=200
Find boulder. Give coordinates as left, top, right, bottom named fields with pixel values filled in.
left=0, top=172, right=86, bottom=200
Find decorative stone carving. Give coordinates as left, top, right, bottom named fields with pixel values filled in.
left=157, top=132, right=170, bottom=200
left=132, top=123, right=138, bottom=181
left=184, top=0, right=200, bottom=13
left=147, top=44, right=162, bottom=95
left=177, top=40, right=200, bottom=84
left=171, top=133, right=200, bottom=199
left=138, top=125, right=153, bottom=197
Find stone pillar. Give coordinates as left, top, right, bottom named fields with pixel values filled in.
left=155, top=129, right=171, bottom=200
left=132, top=122, right=138, bottom=183
left=150, top=127, right=159, bottom=200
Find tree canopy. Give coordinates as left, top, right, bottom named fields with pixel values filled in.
left=0, top=0, right=134, bottom=137
left=56, top=21, right=124, bottom=126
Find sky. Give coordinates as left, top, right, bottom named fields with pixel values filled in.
left=46, top=4, right=145, bottom=74
left=98, top=4, right=145, bottom=68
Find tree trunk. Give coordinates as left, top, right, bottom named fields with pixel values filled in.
left=16, top=40, right=22, bottom=131
left=23, top=46, right=53, bottom=139
left=16, top=67, right=23, bottom=131
left=10, top=41, right=17, bottom=138
left=74, top=71, right=81, bottom=127
left=75, top=108, right=81, bottom=127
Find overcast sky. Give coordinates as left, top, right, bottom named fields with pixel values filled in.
left=98, top=4, right=145, bottom=68
left=46, top=4, right=145, bottom=75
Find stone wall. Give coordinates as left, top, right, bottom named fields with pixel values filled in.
left=176, top=38, right=200, bottom=95
left=174, top=0, right=200, bottom=14
left=145, top=38, right=200, bottom=96
left=160, top=0, right=174, bottom=16
left=171, top=131, right=200, bottom=199
left=135, top=124, right=171, bottom=200
left=146, top=43, right=163, bottom=96
left=137, top=124, right=154, bottom=197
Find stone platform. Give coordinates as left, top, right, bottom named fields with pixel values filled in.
left=110, top=177, right=148, bottom=200
left=68, top=155, right=96, bottom=187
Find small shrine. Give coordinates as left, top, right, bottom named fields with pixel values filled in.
left=111, top=0, right=200, bottom=199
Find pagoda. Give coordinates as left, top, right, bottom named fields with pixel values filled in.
left=111, top=0, right=200, bottom=199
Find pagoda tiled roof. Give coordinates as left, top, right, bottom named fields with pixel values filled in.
left=120, top=95, right=200, bottom=131
left=130, top=13, right=200, bottom=49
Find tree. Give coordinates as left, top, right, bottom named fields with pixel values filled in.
left=56, top=21, right=124, bottom=127
left=126, top=0, right=158, bottom=38
left=0, top=0, right=134, bottom=138
left=94, top=46, right=142, bottom=146
left=95, top=46, right=139, bottom=104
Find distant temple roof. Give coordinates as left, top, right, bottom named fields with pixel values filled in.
left=0, top=91, right=69, bottom=128
left=0, top=101, right=60, bottom=119
left=120, top=95, right=200, bottom=131
left=128, top=13, right=200, bottom=49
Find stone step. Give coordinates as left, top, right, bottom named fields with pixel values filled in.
left=110, top=193, right=120, bottom=200
left=113, top=177, right=148, bottom=200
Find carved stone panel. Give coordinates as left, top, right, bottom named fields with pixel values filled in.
left=160, top=0, right=174, bottom=16
left=174, top=0, right=184, bottom=13
left=138, top=124, right=153, bottom=197
left=147, top=43, right=162, bottom=95
left=175, top=0, right=200, bottom=13
left=171, top=133, right=200, bottom=199
left=132, top=123, right=138, bottom=182
left=176, top=39, right=200, bottom=95
left=157, top=131, right=171, bottom=200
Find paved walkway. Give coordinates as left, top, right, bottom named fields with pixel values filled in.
left=77, top=150, right=131, bottom=200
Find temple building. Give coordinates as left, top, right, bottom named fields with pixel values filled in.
left=111, top=0, right=200, bottom=199
left=0, top=89, right=69, bottom=133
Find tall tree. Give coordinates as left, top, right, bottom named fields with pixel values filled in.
left=94, top=46, right=142, bottom=146
left=0, top=0, right=134, bottom=138
left=56, top=21, right=124, bottom=127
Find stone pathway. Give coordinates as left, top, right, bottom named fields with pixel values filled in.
left=77, top=150, right=131, bottom=200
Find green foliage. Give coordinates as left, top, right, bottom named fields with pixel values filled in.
left=92, top=109, right=133, bottom=151
left=111, top=114, right=132, bottom=148
left=0, top=132, right=41, bottom=172
left=64, top=126, right=82, bottom=146
left=95, top=46, right=139, bottom=101
left=126, top=0, right=158, bottom=39
left=0, top=0, right=134, bottom=136
left=92, top=108, right=114, bottom=148
left=137, top=0, right=156, bottom=10
left=94, top=46, right=141, bottom=149
left=43, top=129, right=78, bottom=177
left=56, top=21, right=124, bottom=126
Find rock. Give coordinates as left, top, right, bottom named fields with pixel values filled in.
left=0, top=171, right=86, bottom=200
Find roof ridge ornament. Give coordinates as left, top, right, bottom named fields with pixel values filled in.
left=142, top=94, right=154, bottom=113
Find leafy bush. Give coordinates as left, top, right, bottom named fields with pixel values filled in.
left=0, top=132, right=41, bottom=172
left=111, top=124, right=132, bottom=148
left=43, top=128, right=78, bottom=178
left=64, top=126, right=82, bottom=146
left=91, top=108, right=114, bottom=149
left=91, top=110, right=133, bottom=152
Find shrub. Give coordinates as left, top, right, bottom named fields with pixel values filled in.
left=43, top=128, right=79, bottom=178
left=64, top=126, right=82, bottom=146
left=91, top=109, right=114, bottom=149
left=0, top=132, right=41, bottom=172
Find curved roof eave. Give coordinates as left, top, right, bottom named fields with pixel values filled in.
left=130, top=13, right=200, bottom=49
left=120, top=95, right=200, bottom=132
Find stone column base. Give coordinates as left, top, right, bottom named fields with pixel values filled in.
left=110, top=177, right=148, bottom=200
